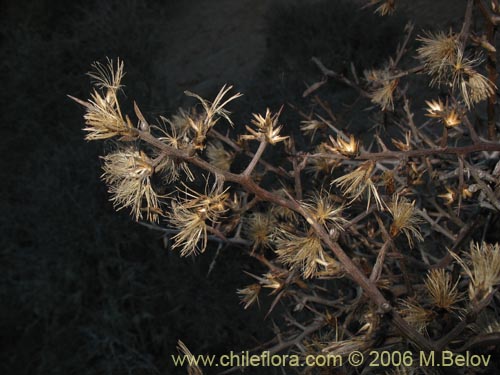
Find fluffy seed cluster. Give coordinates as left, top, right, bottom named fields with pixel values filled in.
left=451, top=242, right=500, bottom=303
left=244, top=212, right=276, bottom=251
left=274, top=228, right=340, bottom=279
left=417, top=32, right=496, bottom=108
left=101, top=148, right=160, bottom=222
left=184, top=85, right=242, bottom=150
left=424, top=268, right=463, bottom=311
left=169, top=185, right=228, bottom=256
left=333, top=161, right=384, bottom=210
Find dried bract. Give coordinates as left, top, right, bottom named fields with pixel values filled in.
left=241, top=108, right=288, bottom=145
left=327, top=134, right=360, bottom=157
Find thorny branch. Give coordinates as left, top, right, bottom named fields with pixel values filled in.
left=72, top=1, right=500, bottom=372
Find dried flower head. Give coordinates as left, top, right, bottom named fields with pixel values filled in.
left=169, top=184, right=228, bottom=256
left=417, top=31, right=459, bottom=85
left=301, top=191, right=347, bottom=231
left=391, top=131, right=412, bottom=151
left=153, top=116, right=194, bottom=183
left=451, top=49, right=496, bottom=108
left=101, top=148, right=160, bottom=222
left=438, top=186, right=457, bottom=205
left=425, top=98, right=462, bottom=128
left=399, top=298, right=435, bottom=333
left=365, top=67, right=398, bottom=111
left=327, top=134, right=360, bottom=157
left=450, top=242, right=500, bottom=303
left=241, top=108, right=288, bottom=145
left=167, top=108, right=196, bottom=138
left=425, top=98, right=445, bottom=117
left=244, top=212, right=276, bottom=251
left=70, top=59, right=139, bottom=141
left=184, top=85, right=242, bottom=149
left=237, top=283, right=261, bottom=309
left=88, top=58, right=125, bottom=94
left=388, top=195, right=423, bottom=247
left=332, top=161, right=384, bottom=210
left=205, top=140, right=233, bottom=171
left=274, top=228, right=338, bottom=279
left=370, top=79, right=399, bottom=111
left=425, top=268, right=463, bottom=311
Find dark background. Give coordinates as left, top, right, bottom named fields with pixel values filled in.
left=0, top=1, right=465, bottom=374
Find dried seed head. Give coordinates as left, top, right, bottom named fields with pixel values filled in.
left=388, top=195, right=423, bottom=247
left=88, top=58, right=125, bottom=94
left=101, top=148, right=160, bottom=222
left=184, top=85, right=242, bottom=149
left=391, top=131, right=412, bottom=152
left=399, top=298, right=436, bottom=333
left=241, top=108, right=288, bottom=145
left=370, top=79, right=398, bottom=111
left=438, top=186, right=457, bottom=205
left=327, top=134, right=360, bottom=157
left=270, top=188, right=298, bottom=223
left=332, top=161, right=384, bottom=210
left=450, top=49, right=495, bottom=108
left=274, top=228, right=339, bottom=279
left=425, top=98, right=462, bottom=128
left=244, top=212, right=276, bottom=251
left=169, top=184, right=228, bottom=256
left=465, top=68, right=496, bottom=107
left=450, top=242, right=500, bottom=303
left=301, top=191, right=347, bottom=231
left=425, top=98, right=445, bottom=117
left=72, top=59, right=138, bottom=141
left=417, top=31, right=459, bottom=85
left=152, top=116, right=194, bottom=183
left=425, top=268, right=463, bottom=311
left=237, top=284, right=261, bottom=310
left=169, top=108, right=197, bottom=137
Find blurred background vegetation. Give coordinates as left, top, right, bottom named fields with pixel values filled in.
left=1, top=0, right=459, bottom=373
